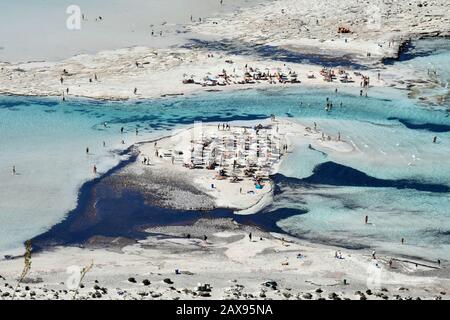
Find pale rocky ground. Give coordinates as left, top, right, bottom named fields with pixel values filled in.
left=189, top=0, right=450, bottom=63
left=0, top=219, right=448, bottom=300
left=1, top=0, right=449, bottom=300
left=1, top=119, right=448, bottom=301
left=1, top=0, right=449, bottom=100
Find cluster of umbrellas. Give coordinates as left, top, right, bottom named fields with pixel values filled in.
left=187, top=125, right=286, bottom=182
left=182, top=65, right=300, bottom=87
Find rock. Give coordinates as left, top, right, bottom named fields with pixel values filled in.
left=142, top=279, right=151, bottom=286
left=315, top=288, right=323, bottom=293
left=359, top=294, right=367, bottom=300
left=263, top=280, right=278, bottom=290
left=128, top=277, right=137, bottom=283
left=2, top=292, right=10, bottom=297
left=93, top=284, right=101, bottom=290
left=151, top=292, right=162, bottom=298
left=259, top=292, right=266, bottom=298
left=328, top=292, right=340, bottom=300
left=398, top=287, right=409, bottom=291
left=365, top=289, right=372, bottom=295
left=302, top=293, right=313, bottom=300
left=95, top=291, right=102, bottom=298
left=282, top=292, right=292, bottom=299
left=163, top=278, right=173, bottom=284
left=198, top=292, right=211, bottom=297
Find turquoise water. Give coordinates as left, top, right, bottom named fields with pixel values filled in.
left=1, top=41, right=450, bottom=260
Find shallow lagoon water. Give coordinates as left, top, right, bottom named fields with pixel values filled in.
left=1, top=40, right=450, bottom=260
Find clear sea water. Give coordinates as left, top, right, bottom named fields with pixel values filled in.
left=0, top=39, right=449, bottom=261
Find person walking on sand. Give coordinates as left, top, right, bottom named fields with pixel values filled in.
left=121, top=127, right=124, bottom=134
left=365, top=215, right=368, bottom=224
left=134, top=87, right=137, bottom=95
left=401, top=238, right=404, bottom=244
left=433, top=136, right=437, bottom=143
left=93, top=165, right=97, bottom=175
left=372, top=250, right=376, bottom=259
left=86, top=147, right=89, bottom=154
left=12, top=165, right=16, bottom=175
left=249, top=233, right=252, bottom=241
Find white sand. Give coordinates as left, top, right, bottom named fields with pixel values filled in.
left=0, top=220, right=447, bottom=300
left=1, top=0, right=449, bottom=300
left=3, top=0, right=449, bottom=100
left=131, top=118, right=354, bottom=213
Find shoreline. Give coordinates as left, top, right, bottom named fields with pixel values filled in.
left=0, top=34, right=447, bottom=103
left=1, top=218, right=448, bottom=300
left=1, top=0, right=450, bottom=300
left=0, top=119, right=448, bottom=300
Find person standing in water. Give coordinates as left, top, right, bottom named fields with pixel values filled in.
left=86, top=147, right=89, bottom=154
left=365, top=215, right=369, bottom=224
left=12, top=166, right=16, bottom=175
left=433, top=136, right=437, bottom=143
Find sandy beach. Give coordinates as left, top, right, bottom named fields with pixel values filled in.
left=1, top=0, right=450, bottom=301
left=1, top=0, right=449, bottom=101
left=1, top=119, right=449, bottom=300
left=0, top=219, right=448, bottom=300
